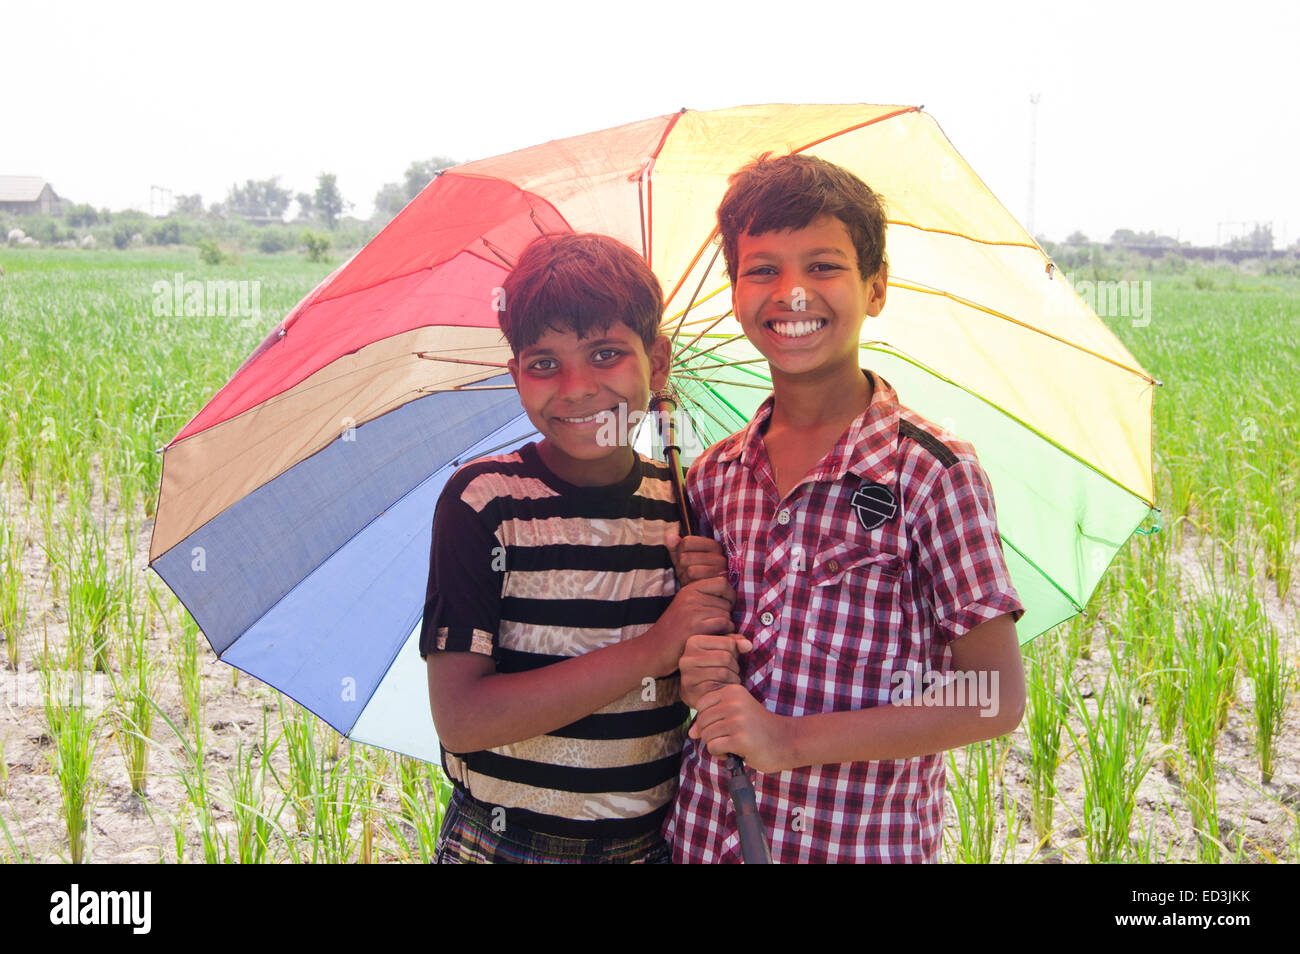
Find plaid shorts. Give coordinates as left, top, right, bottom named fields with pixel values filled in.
left=434, top=788, right=672, bottom=864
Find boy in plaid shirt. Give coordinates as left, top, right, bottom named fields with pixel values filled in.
left=664, top=156, right=1026, bottom=863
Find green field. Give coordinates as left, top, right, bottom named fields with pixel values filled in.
left=1, top=248, right=1297, bottom=862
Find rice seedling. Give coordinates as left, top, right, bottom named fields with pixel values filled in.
left=1119, top=532, right=1177, bottom=681
left=1061, top=609, right=1094, bottom=666
left=226, top=718, right=279, bottom=864
left=1130, top=794, right=1178, bottom=863
left=276, top=696, right=318, bottom=835
left=171, top=806, right=189, bottom=864
left=1178, top=589, right=1242, bottom=862
left=0, top=808, right=32, bottom=864
left=174, top=612, right=203, bottom=729
left=317, top=741, right=365, bottom=863
left=268, top=708, right=372, bottom=863
left=944, top=738, right=1014, bottom=864
left=1066, top=664, right=1156, bottom=863
left=1023, top=638, right=1066, bottom=844
left=60, top=517, right=124, bottom=673
left=1243, top=609, right=1292, bottom=784
left=109, top=607, right=157, bottom=795
left=0, top=518, right=28, bottom=669
left=153, top=701, right=226, bottom=863
left=40, top=659, right=104, bottom=863
left=1145, top=625, right=1183, bottom=778
left=357, top=746, right=377, bottom=864
left=384, top=756, right=450, bottom=862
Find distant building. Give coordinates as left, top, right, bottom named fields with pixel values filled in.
left=0, top=176, right=65, bottom=216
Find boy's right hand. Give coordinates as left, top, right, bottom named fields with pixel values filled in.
left=644, top=576, right=735, bottom=677
left=679, top=633, right=752, bottom=709
left=665, top=530, right=729, bottom=586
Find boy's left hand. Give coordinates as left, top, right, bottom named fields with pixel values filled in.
left=689, top=684, right=793, bottom=775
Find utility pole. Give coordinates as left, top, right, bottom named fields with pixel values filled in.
left=150, top=185, right=173, bottom=217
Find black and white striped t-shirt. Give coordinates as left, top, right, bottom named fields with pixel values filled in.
left=418, top=442, right=689, bottom=838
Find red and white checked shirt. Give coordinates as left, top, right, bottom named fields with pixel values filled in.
left=663, top=372, right=1023, bottom=863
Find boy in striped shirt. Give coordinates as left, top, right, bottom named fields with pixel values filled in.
left=420, top=232, right=735, bottom=863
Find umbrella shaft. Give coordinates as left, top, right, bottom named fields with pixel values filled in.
left=654, top=394, right=772, bottom=864
left=727, top=755, right=773, bottom=865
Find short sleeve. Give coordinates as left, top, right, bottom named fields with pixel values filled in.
left=417, top=478, right=503, bottom=659
left=910, top=459, right=1024, bottom=641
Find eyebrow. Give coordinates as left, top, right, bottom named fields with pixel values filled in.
left=518, top=336, right=629, bottom=359
left=742, top=246, right=851, bottom=261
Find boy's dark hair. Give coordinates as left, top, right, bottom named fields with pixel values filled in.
left=498, top=232, right=664, bottom=354
left=716, top=154, right=888, bottom=285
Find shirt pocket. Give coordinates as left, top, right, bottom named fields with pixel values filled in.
left=804, top=542, right=906, bottom=667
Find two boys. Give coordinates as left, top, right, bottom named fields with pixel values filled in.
left=422, top=156, right=1025, bottom=864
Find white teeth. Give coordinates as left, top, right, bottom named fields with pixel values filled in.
left=769, top=319, right=826, bottom=338
left=558, top=410, right=615, bottom=424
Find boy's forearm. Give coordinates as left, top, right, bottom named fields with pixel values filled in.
left=782, top=687, right=1024, bottom=769
left=433, top=633, right=662, bottom=753
left=695, top=677, right=1023, bottom=774
left=694, top=614, right=1026, bottom=772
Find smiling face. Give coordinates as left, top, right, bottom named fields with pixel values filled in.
left=732, top=214, right=887, bottom=386
left=508, top=321, right=670, bottom=486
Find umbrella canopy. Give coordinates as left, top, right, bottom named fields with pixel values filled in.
left=148, top=104, right=1156, bottom=762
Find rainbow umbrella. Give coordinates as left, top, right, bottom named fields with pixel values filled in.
left=148, top=104, right=1156, bottom=761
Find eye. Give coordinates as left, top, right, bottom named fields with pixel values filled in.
left=743, top=264, right=777, bottom=277
left=592, top=348, right=623, bottom=363
left=527, top=357, right=557, bottom=372
left=809, top=262, right=844, bottom=273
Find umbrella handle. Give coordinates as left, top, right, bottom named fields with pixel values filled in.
left=652, top=393, right=774, bottom=865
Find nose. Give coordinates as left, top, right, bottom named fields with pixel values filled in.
left=770, top=273, right=803, bottom=311
left=556, top=362, right=598, bottom=402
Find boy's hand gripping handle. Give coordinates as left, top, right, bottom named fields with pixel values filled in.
left=651, top=392, right=773, bottom=865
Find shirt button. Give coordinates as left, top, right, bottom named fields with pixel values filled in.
left=776, top=509, right=790, bottom=525
left=760, top=611, right=774, bottom=626
left=827, top=559, right=840, bottom=573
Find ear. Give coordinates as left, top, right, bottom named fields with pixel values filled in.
left=648, top=333, right=671, bottom=393
left=507, top=355, right=521, bottom=388
left=864, top=263, right=888, bottom=318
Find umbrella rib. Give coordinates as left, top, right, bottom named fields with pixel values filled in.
left=671, top=312, right=736, bottom=362
left=662, top=228, right=723, bottom=316
left=458, top=430, right=543, bottom=463
left=419, top=384, right=518, bottom=392
left=416, top=354, right=509, bottom=369
left=480, top=238, right=516, bottom=269
left=675, top=391, right=740, bottom=437
left=889, top=280, right=1159, bottom=384
left=667, top=242, right=726, bottom=354
left=673, top=372, right=773, bottom=392
left=790, top=104, right=922, bottom=153
left=643, top=108, right=687, bottom=270
left=997, top=533, right=1084, bottom=614
left=677, top=355, right=769, bottom=372
left=887, top=219, right=1045, bottom=254
left=674, top=332, right=749, bottom=366
left=665, top=302, right=732, bottom=331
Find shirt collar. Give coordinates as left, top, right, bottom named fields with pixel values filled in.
left=719, top=370, right=900, bottom=486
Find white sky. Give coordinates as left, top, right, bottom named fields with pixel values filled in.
left=6, top=0, right=1297, bottom=246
